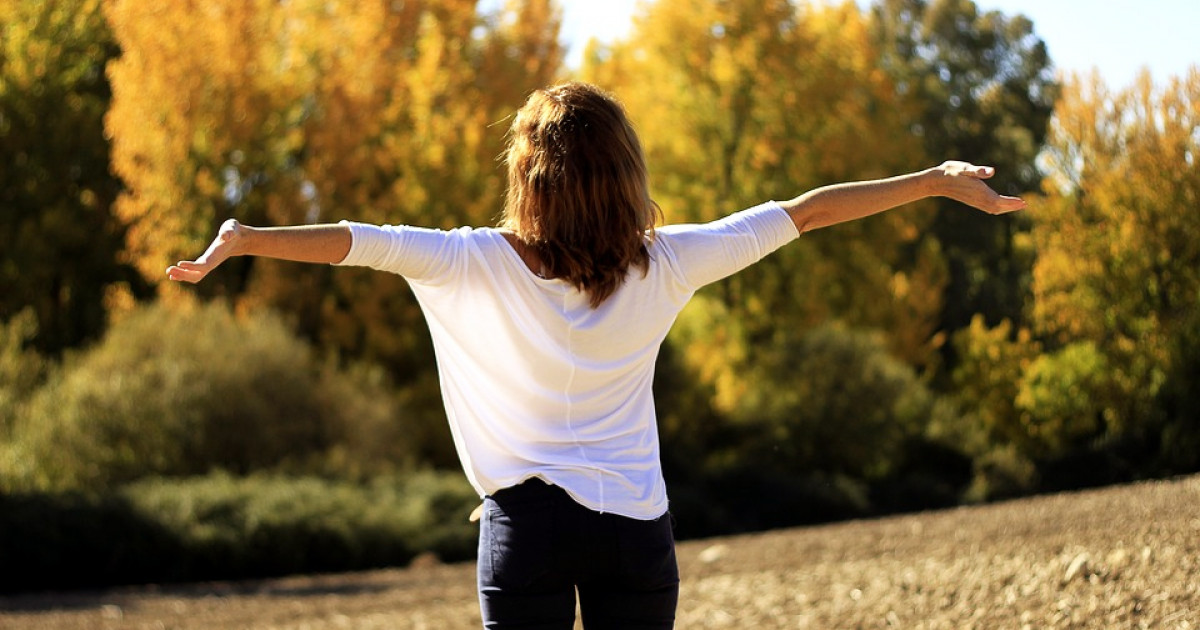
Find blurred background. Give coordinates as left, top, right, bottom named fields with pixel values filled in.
left=1, top=0, right=1197, bottom=593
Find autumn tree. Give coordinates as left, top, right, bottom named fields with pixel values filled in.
left=106, top=0, right=562, bottom=382
left=104, top=0, right=563, bottom=467
left=869, top=0, right=1056, bottom=340
left=0, top=0, right=142, bottom=354
left=582, top=0, right=941, bottom=370
left=1030, top=68, right=1200, bottom=472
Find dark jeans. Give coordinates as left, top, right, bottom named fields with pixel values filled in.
left=477, top=479, right=679, bottom=629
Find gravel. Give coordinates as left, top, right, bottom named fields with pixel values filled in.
left=3, top=475, right=1197, bottom=629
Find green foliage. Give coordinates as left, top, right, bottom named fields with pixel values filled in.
left=0, top=309, right=46, bottom=435
left=870, top=0, right=1057, bottom=335
left=666, top=298, right=938, bottom=482
left=732, top=323, right=937, bottom=481
left=0, top=470, right=479, bottom=592
left=124, top=471, right=478, bottom=578
left=0, top=490, right=185, bottom=592
left=657, top=314, right=960, bottom=535
left=1015, top=341, right=1111, bottom=456
left=4, top=301, right=417, bottom=492
left=965, top=442, right=1037, bottom=501
left=946, top=315, right=1047, bottom=498
left=950, top=316, right=1040, bottom=455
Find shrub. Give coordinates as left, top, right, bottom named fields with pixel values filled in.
left=7, top=301, right=413, bottom=492
left=965, top=443, right=1038, bottom=502
left=734, top=323, right=936, bottom=481
left=950, top=316, right=1041, bottom=456
left=658, top=320, right=962, bottom=535
left=123, top=471, right=479, bottom=579
left=1015, top=341, right=1112, bottom=457
left=0, top=309, right=46, bottom=437
left=0, top=470, right=480, bottom=593
left=1154, top=319, right=1200, bottom=474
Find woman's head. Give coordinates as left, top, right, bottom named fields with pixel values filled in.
left=501, top=82, right=660, bottom=308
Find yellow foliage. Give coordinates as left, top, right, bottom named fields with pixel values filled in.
left=580, top=0, right=940, bottom=400
left=951, top=315, right=1041, bottom=453
left=1033, top=66, right=1200, bottom=423
left=105, top=0, right=562, bottom=371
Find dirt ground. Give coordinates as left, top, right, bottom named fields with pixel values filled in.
left=3, top=475, right=1198, bottom=629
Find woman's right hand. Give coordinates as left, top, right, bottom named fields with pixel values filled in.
left=930, top=161, right=1027, bottom=215
left=166, top=218, right=248, bottom=284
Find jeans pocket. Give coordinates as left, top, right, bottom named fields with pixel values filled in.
left=617, top=514, right=679, bottom=590
left=484, top=500, right=557, bottom=591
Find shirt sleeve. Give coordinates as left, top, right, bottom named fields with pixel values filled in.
left=655, top=201, right=799, bottom=290
left=333, top=221, right=466, bottom=285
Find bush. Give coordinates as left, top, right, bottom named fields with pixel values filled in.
left=0, top=309, right=46, bottom=437
left=734, top=323, right=936, bottom=481
left=1015, top=341, right=1112, bottom=458
left=0, top=470, right=480, bottom=593
left=656, top=321, right=966, bottom=536
left=6, top=301, right=414, bottom=492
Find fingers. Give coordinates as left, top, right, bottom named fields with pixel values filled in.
left=998, top=194, right=1026, bottom=210
left=938, top=161, right=1026, bottom=214
left=165, top=261, right=208, bottom=283
left=985, top=194, right=1026, bottom=214
left=163, top=219, right=244, bottom=284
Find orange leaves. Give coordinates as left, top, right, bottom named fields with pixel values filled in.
left=106, top=0, right=277, bottom=280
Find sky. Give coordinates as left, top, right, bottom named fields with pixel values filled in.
left=553, top=0, right=1198, bottom=88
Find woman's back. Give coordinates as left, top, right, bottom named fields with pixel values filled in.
left=335, top=200, right=798, bottom=517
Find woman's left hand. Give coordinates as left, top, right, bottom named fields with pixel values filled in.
left=166, top=218, right=247, bottom=284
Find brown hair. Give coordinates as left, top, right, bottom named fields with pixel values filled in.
left=501, top=82, right=661, bottom=308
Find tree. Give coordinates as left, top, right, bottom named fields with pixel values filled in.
left=869, top=0, right=1057, bottom=339
left=1031, top=68, right=1200, bottom=468
left=0, top=0, right=142, bottom=354
left=106, top=0, right=563, bottom=387
left=581, top=0, right=944, bottom=389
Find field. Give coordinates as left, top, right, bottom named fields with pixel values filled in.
left=3, top=475, right=1198, bottom=629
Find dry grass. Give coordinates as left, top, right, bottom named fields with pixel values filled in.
left=3, top=475, right=1198, bottom=629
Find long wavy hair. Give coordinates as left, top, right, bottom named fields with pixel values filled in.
left=500, top=82, right=661, bottom=308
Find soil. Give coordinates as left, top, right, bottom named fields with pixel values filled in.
left=3, top=475, right=1198, bottom=629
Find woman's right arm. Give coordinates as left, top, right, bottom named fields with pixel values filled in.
left=781, top=161, right=1025, bottom=234
left=165, top=219, right=352, bottom=284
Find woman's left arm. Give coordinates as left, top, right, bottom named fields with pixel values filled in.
left=781, top=161, right=1026, bottom=234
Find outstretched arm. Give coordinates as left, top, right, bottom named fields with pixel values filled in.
left=781, top=161, right=1026, bottom=234
left=165, top=220, right=352, bottom=284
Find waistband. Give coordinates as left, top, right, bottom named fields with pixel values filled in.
left=488, top=477, right=563, bottom=503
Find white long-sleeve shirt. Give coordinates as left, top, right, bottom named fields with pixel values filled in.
left=336, top=201, right=799, bottom=519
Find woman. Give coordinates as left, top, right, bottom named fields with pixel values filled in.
left=168, top=81, right=1024, bottom=629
